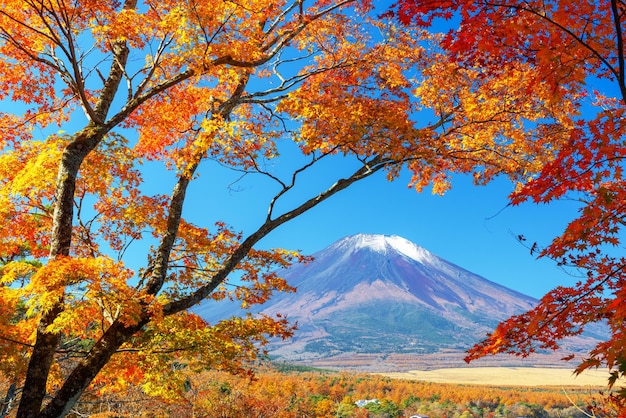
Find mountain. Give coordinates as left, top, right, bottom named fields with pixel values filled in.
left=196, top=234, right=600, bottom=368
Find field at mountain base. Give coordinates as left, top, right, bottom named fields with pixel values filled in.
left=380, top=367, right=609, bottom=386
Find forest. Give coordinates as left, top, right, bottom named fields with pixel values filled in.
left=1, top=365, right=611, bottom=417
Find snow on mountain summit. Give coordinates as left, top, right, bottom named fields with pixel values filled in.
left=345, top=233, right=437, bottom=265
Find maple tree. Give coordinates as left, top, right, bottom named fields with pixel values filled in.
left=0, top=0, right=575, bottom=416
left=390, top=0, right=626, bottom=409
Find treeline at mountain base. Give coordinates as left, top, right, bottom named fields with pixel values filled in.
left=1, top=366, right=615, bottom=417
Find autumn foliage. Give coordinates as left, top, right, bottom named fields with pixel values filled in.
left=390, top=0, right=626, bottom=410
left=0, top=0, right=583, bottom=416
left=2, top=366, right=606, bottom=417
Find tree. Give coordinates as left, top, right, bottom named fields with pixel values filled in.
left=0, top=1, right=570, bottom=416
left=390, top=0, right=626, bottom=409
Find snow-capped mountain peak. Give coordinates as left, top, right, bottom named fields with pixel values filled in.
left=197, top=234, right=602, bottom=367
left=343, top=233, right=437, bottom=265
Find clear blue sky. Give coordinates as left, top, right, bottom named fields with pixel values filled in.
left=92, top=124, right=578, bottom=300
left=178, top=155, right=582, bottom=299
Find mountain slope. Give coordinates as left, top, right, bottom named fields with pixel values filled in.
left=259, top=234, right=537, bottom=356
left=197, top=234, right=545, bottom=360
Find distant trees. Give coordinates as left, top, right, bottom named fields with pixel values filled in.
left=44, top=368, right=606, bottom=417
left=363, top=399, right=401, bottom=418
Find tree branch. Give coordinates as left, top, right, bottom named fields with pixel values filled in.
left=610, top=0, right=626, bottom=103
left=161, top=154, right=391, bottom=316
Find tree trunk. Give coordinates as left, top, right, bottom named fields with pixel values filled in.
left=16, top=127, right=106, bottom=418
left=38, top=318, right=147, bottom=418
left=1, top=381, right=17, bottom=418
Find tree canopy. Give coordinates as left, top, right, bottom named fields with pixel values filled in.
left=0, top=0, right=576, bottom=416
left=391, top=0, right=626, bottom=409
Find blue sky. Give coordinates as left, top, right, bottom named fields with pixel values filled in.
left=178, top=153, right=582, bottom=299
left=224, top=1, right=592, bottom=300
left=131, top=3, right=584, bottom=301
left=130, top=108, right=580, bottom=300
